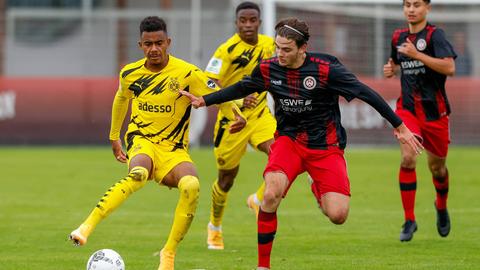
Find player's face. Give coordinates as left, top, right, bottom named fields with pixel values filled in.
left=275, top=35, right=306, bottom=68
left=139, top=31, right=171, bottom=68
left=236, top=9, right=261, bottom=44
left=403, top=0, right=430, bottom=25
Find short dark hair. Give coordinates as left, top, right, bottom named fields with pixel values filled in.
left=275, top=17, right=310, bottom=47
left=139, top=16, right=167, bottom=35
left=236, top=1, right=261, bottom=17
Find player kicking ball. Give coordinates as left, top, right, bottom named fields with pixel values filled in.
left=182, top=17, right=423, bottom=270
left=69, top=16, right=245, bottom=270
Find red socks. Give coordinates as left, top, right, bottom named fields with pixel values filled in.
left=433, top=170, right=449, bottom=210
left=258, top=208, right=277, bottom=268
left=399, top=167, right=417, bottom=221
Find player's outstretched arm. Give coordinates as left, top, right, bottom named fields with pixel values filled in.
left=393, top=123, right=424, bottom=155
left=180, top=90, right=246, bottom=133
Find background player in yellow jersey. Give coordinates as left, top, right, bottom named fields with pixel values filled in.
left=203, top=1, right=276, bottom=250
left=69, top=16, right=245, bottom=270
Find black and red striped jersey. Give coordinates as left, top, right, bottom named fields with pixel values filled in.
left=390, top=23, right=457, bottom=121
left=203, top=52, right=402, bottom=150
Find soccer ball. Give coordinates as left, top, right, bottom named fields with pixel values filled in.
left=86, top=249, right=125, bottom=270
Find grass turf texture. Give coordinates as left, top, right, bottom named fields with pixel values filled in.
left=1, top=146, right=479, bottom=270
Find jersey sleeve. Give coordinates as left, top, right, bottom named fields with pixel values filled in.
left=203, top=64, right=266, bottom=106
left=187, top=67, right=243, bottom=121
left=109, top=77, right=131, bottom=140
left=327, top=59, right=403, bottom=128
left=240, top=64, right=268, bottom=92
left=204, top=45, right=230, bottom=81
left=431, top=29, right=457, bottom=59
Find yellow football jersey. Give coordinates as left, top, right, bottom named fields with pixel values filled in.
left=205, top=33, right=275, bottom=119
left=110, top=55, right=239, bottom=150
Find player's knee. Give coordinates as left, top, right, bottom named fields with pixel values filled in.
left=327, top=209, right=349, bottom=225
left=129, top=166, right=149, bottom=181
left=323, top=200, right=349, bottom=225
left=429, top=164, right=446, bottom=178
left=217, top=177, right=234, bottom=192
left=218, top=168, right=238, bottom=192
left=126, top=166, right=149, bottom=191
left=178, top=175, right=200, bottom=199
left=400, top=155, right=416, bottom=169
left=262, top=189, right=282, bottom=209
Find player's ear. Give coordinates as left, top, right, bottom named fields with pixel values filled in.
left=138, top=40, right=142, bottom=49
left=166, top=37, right=172, bottom=47
left=299, top=43, right=307, bottom=54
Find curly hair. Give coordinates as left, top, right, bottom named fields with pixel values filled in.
left=274, top=17, right=310, bottom=47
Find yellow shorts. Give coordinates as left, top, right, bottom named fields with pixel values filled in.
left=125, top=134, right=193, bottom=184
left=213, top=111, right=276, bottom=170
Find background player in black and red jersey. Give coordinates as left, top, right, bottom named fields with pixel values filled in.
left=384, top=0, right=456, bottom=242
left=183, top=17, right=423, bottom=270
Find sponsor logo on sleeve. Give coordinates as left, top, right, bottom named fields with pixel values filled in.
left=207, top=79, right=217, bottom=89
left=271, top=79, right=282, bottom=86
left=206, top=57, right=222, bottom=74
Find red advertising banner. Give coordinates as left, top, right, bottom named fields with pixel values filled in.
left=0, top=77, right=478, bottom=145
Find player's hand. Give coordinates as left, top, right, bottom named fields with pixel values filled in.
left=383, top=58, right=396, bottom=78
left=243, top=94, right=258, bottom=109
left=179, top=90, right=206, bottom=109
left=394, top=123, right=424, bottom=155
left=110, top=139, right=127, bottom=163
left=229, top=108, right=246, bottom=133
left=397, top=38, right=419, bottom=59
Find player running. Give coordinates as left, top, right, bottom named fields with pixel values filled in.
left=69, top=16, right=245, bottom=270
left=203, top=1, right=276, bottom=250
left=384, top=0, right=456, bottom=242
left=182, top=17, right=423, bottom=270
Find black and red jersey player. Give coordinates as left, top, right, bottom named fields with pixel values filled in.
left=384, top=0, right=456, bottom=242
left=183, top=17, right=423, bottom=270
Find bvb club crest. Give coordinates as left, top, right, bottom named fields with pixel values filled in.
left=168, top=77, right=180, bottom=93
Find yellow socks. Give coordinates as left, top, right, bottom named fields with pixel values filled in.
left=163, top=175, right=200, bottom=252
left=80, top=166, right=149, bottom=238
left=255, top=182, right=266, bottom=202
left=209, top=179, right=228, bottom=227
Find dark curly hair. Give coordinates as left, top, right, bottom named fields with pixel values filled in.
left=275, top=17, right=310, bottom=47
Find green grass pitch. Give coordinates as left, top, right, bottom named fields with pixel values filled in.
left=1, top=146, right=479, bottom=269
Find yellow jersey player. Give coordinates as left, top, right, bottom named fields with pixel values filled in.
left=69, top=16, right=245, bottom=270
left=203, top=1, right=276, bottom=250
